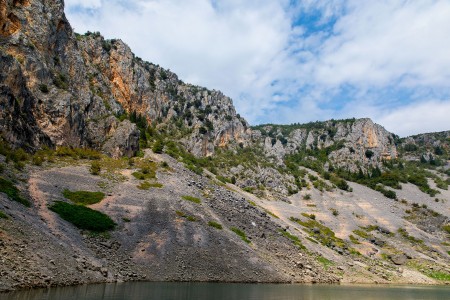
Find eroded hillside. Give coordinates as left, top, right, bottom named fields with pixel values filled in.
left=0, top=0, right=450, bottom=293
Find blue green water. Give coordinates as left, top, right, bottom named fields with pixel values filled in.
left=1, top=282, right=449, bottom=300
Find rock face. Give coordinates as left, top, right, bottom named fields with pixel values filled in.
left=76, top=32, right=251, bottom=156
left=255, top=118, right=398, bottom=172
left=0, top=0, right=249, bottom=156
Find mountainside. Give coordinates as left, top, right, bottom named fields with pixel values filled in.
left=0, top=0, right=249, bottom=157
left=1, top=0, right=450, bottom=293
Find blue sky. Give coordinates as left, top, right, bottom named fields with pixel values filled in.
left=65, top=0, right=450, bottom=136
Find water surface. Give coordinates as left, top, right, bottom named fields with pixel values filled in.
left=1, top=282, right=449, bottom=300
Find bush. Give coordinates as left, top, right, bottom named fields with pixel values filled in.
left=49, top=201, right=115, bottom=232
left=90, top=161, right=101, bottom=175
left=381, top=189, right=397, bottom=199
left=403, top=144, right=418, bottom=152
left=365, top=150, right=374, bottom=159
left=39, top=84, right=49, bottom=93
left=208, top=221, right=223, bottom=230
left=0, top=210, right=8, bottom=219
left=32, top=154, right=44, bottom=166
left=152, top=140, right=164, bottom=154
left=0, top=177, right=30, bottom=207
left=63, top=189, right=105, bottom=205
left=53, top=73, right=68, bottom=90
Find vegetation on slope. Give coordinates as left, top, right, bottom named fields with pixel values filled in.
left=49, top=201, right=115, bottom=232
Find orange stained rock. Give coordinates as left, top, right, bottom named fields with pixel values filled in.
left=0, top=0, right=21, bottom=37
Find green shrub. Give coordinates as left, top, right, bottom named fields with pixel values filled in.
left=208, top=221, right=223, bottom=230
left=90, top=161, right=101, bottom=175
left=443, top=224, right=450, bottom=234
left=181, top=195, right=201, bottom=204
left=0, top=177, right=30, bottom=207
left=216, top=175, right=230, bottom=184
left=39, top=84, right=49, bottom=93
left=152, top=140, right=164, bottom=153
left=231, top=227, right=251, bottom=244
left=62, top=189, right=105, bottom=205
left=303, top=194, right=311, bottom=200
left=53, top=73, right=68, bottom=90
left=0, top=210, right=8, bottom=219
left=365, top=150, right=374, bottom=159
left=49, top=201, right=115, bottom=232
left=331, top=177, right=350, bottom=191
left=381, top=189, right=397, bottom=199
left=32, top=154, right=44, bottom=166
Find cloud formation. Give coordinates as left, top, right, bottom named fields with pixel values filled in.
left=65, top=0, right=450, bottom=136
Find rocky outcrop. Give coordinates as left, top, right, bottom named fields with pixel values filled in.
left=0, top=0, right=139, bottom=156
left=76, top=33, right=251, bottom=156
left=256, top=118, right=398, bottom=172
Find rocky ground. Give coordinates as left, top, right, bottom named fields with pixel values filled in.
left=1, top=150, right=449, bottom=292
left=0, top=150, right=340, bottom=292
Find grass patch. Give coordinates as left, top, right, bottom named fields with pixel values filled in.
left=317, top=256, right=334, bottom=270
left=264, top=208, right=280, bottom=219
left=352, top=229, right=370, bottom=239
left=427, top=270, right=450, bottom=281
left=231, top=227, right=251, bottom=244
left=208, top=221, right=223, bottom=230
left=49, top=201, right=115, bottom=232
left=181, top=195, right=201, bottom=204
left=132, top=161, right=158, bottom=180
left=0, top=177, right=30, bottom=207
left=63, top=189, right=105, bottom=205
left=408, top=261, right=450, bottom=281
left=442, top=224, right=450, bottom=234
left=397, top=228, right=424, bottom=244
left=137, top=181, right=163, bottom=190
left=279, top=229, right=305, bottom=249
left=290, top=216, right=346, bottom=250
left=349, top=234, right=360, bottom=244
left=0, top=210, right=8, bottom=219
left=175, top=210, right=196, bottom=222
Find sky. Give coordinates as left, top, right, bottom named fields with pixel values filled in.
left=65, top=0, right=450, bottom=137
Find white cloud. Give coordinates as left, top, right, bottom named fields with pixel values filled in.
left=375, top=100, right=450, bottom=137
left=64, top=0, right=450, bottom=136
left=66, top=0, right=102, bottom=9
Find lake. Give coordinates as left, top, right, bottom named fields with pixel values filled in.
left=1, top=282, right=449, bottom=300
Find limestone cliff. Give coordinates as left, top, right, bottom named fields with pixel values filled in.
left=254, top=118, right=398, bottom=172
left=0, top=0, right=250, bottom=157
